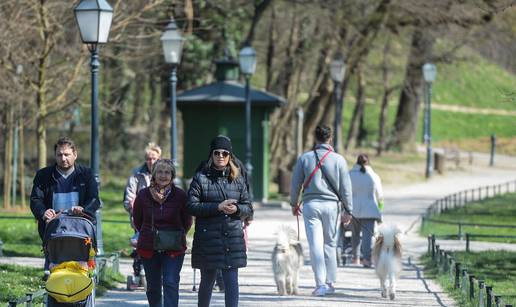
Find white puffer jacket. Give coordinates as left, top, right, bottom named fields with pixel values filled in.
left=349, top=165, right=383, bottom=220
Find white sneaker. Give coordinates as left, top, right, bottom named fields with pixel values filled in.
left=312, top=285, right=327, bottom=296
left=326, top=283, right=336, bottom=294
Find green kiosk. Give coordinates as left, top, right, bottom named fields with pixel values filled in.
left=177, top=57, right=285, bottom=202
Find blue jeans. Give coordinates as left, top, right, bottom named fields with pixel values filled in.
left=351, top=218, right=376, bottom=261
left=198, top=268, right=238, bottom=307
left=142, top=252, right=185, bottom=307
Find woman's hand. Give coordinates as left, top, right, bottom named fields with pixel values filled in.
left=218, top=199, right=238, bottom=214
left=341, top=212, right=352, bottom=226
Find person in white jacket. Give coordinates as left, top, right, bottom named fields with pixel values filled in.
left=349, top=153, right=384, bottom=268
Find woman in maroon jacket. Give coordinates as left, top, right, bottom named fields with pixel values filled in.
left=133, top=159, right=192, bottom=307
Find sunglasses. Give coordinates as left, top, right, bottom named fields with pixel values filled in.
left=213, top=150, right=230, bottom=158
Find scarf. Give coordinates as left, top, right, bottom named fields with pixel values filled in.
left=149, top=182, right=172, bottom=205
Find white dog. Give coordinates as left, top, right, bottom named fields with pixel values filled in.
left=372, top=224, right=402, bottom=300
left=271, top=226, right=303, bottom=296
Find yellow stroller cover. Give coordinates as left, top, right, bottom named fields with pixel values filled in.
left=45, top=261, right=93, bottom=303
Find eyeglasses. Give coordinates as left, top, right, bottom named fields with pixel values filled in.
left=213, top=150, right=230, bottom=158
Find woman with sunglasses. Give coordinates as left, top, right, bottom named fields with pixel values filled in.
left=187, top=135, right=253, bottom=307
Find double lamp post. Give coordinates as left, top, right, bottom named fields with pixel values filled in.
left=422, top=63, right=437, bottom=179
left=238, top=46, right=257, bottom=189
left=329, top=56, right=346, bottom=152
left=74, top=0, right=114, bottom=255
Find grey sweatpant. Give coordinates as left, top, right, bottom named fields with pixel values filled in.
left=303, top=200, right=340, bottom=287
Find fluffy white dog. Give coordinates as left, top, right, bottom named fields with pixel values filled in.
left=271, top=226, right=303, bottom=296
left=372, top=223, right=402, bottom=300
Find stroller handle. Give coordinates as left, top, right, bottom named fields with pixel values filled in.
left=57, top=209, right=95, bottom=223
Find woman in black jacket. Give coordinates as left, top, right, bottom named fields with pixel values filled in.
left=187, top=135, right=253, bottom=307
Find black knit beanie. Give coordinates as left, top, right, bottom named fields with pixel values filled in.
left=209, top=135, right=233, bottom=154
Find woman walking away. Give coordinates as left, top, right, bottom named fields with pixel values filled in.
left=349, top=153, right=384, bottom=268
left=187, top=135, right=253, bottom=307
left=133, top=159, right=192, bottom=307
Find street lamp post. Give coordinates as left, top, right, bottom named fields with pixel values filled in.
left=161, top=18, right=184, bottom=166
left=329, top=56, right=346, bottom=153
left=239, top=46, right=257, bottom=197
left=74, top=0, right=114, bottom=255
left=422, top=63, right=437, bottom=179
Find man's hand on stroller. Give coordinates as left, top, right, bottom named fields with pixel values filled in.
left=43, top=209, right=57, bottom=223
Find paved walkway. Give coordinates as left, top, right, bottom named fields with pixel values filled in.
left=2, top=151, right=515, bottom=306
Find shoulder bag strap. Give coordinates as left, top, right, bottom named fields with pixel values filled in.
left=314, top=149, right=351, bottom=215
left=303, top=149, right=332, bottom=190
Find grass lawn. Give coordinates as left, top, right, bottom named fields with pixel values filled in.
left=0, top=264, right=45, bottom=305
left=0, top=263, right=124, bottom=305
left=420, top=193, right=516, bottom=243
left=422, top=250, right=516, bottom=306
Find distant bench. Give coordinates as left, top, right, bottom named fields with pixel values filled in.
left=434, top=147, right=473, bottom=174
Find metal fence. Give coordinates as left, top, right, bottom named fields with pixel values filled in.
left=7, top=252, right=120, bottom=307
left=423, top=180, right=516, bottom=218
left=428, top=234, right=513, bottom=307
left=421, top=180, right=516, bottom=239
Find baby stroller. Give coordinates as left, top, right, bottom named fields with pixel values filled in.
left=126, top=231, right=146, bottom=291
left=337, top=221, right=353, bottom=267
left=43, top=210, right=97, bottom=306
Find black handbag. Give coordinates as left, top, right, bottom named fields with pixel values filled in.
left=151, top=205, right=183, bottom=251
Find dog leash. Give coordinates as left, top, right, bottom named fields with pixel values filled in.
left=314, top=149, right=377, bottom=238
left=293, top=149, right=332, bottom=240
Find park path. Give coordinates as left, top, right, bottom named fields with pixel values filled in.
left=93, top=152, right=516, bottom=307
left=2, top=151, right=515, bottom=306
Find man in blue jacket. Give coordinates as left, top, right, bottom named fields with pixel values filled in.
left=30, top=137, right=100, bottom=278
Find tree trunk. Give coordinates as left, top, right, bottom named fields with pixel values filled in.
left=377, top=39, right=394, bottom=156
left=3, top=107, right=14, bottom=209
left=377, top=89, right=390, bottom=156
left=265, top=5, right=276, bottom=92
left=345, top=66, right=365, bottom=150
left=390, top=27, right=435, bottom=151
left=36, top=0, right=52, bottom=169
left=243, top=0, right=273, bottom=46
left=158, top=68, right=170, bottom=154
left=148, top=74, right=160, bottom=141
left=269, top=10, right=307, bottom=179
left=356, top=107, right=367, bottom=147
left=19, top=117, right=26, bottom=208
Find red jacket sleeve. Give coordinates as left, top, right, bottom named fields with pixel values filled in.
left=133, top=192, right=144, bottom=231
left=180, top=191, right=193, bottom=232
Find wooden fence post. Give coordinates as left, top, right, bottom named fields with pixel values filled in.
left=26, top=293, right=33, bottom=307
left=454, top=262, right=461, bottom=289
left=431, top=235, right=436, bottom=260
left=466, top=233, right=470, bottom=252
left=469, top=275, right=475, bottom=301
left=478, top=280, right=485, bottom=307
left=462, top=269, right=468, bottom=297
left=486, top=286, right=493, bottom=307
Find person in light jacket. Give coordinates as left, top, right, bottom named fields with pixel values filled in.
left=349, top=153, right=384, bottom=268
left=290, top=125, right=353, bottom=297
